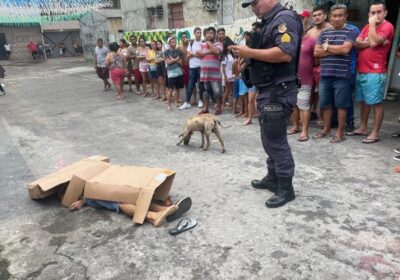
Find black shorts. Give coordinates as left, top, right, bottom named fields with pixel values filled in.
left=167, top=75, right=184, bottom=89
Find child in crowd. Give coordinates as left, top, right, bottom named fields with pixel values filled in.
left=221, top=38, right=236, bottom=112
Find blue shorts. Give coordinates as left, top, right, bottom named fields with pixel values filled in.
left=233, top=79, right=240, bottom=99
left=85, top=198, right=119, bottom=213
left=319, top=77, right=351, bottom=108
left=355, top=73, right=386, bottom=105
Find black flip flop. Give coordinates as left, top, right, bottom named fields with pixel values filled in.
left=168, top=218, right=197, bottom=236
left=166, top=197, right=192, bottom=222
left=392, top=132, right=400, bottom=138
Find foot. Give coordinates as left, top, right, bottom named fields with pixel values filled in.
left=329, top=135, right=346, bottom=143
left=265, top=177, right=295, bottom=208
left=242, top=119, right=252, bottom=126
left=150, top=205, right=178, bottom=227
left=298, top=135, right=309, bottom=142
left=312, top=131, right=330, bottom=139
left=214, top=108, right=222, bottom=115
left=287, top=127, right=300, bottom=135
left=198, top=109, right=209, bottom=114
left=179, top=102, right=192, bottom=110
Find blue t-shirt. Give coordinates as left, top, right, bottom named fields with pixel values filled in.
left=317, top=25, right=358, bottom=79
left=164, top=49, right=183, bottom=78
left=347, top=23, right=360, bottom=76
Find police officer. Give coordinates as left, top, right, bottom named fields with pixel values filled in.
left=232, top=0, right=302, bottom=208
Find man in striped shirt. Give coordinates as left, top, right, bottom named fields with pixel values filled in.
left=196, top=27, right=224, bottom=115
left=313, top=4, right=358, bottom=143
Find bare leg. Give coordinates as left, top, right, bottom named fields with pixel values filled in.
left=241, top=93, right=248, bottom=118
left=299, top=109, right=311, bottom=139
left=368, top=103, right=384, bottom=139
left=119, top=203, right=177, bottom=227
left=336, top=108, right=347, bottom=138
left=166, top=89, right=172, bottom=110
left=352, top=102, right=370, bottom=134
left=321, top=107, right=332, bottom=135
left=244, top=91, right=256, bottom=125
left=288, top=106, right=300, bottom=132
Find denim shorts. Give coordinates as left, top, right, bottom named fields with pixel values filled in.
left=85, top=198, right=119, bottom=213
left=355, top=73, right=386, bottom=105
left=319, top=77, right=351, bottom=108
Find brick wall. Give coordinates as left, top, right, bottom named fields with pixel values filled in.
left=0, top=25, right=42, bottom=62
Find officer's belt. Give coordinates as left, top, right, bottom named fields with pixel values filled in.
left=258, top=80, right=297, bottom=103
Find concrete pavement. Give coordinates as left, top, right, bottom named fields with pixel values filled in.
left=0, top=58, right=399, bottom=279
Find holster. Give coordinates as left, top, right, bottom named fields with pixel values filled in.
left=259, top=84, right=293, bottom=139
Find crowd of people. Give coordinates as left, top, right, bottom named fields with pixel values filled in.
left=93, top=2, right=399, bottom=164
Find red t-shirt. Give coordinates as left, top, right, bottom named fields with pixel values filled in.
left=299, top=36, right=316, bottom=86
left=357, top=20, right=394, bottom=73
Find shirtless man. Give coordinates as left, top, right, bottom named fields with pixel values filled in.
left=307, top=7, right=331, bottom=124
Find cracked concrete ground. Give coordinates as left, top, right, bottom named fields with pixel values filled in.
left=0, top=58, right=399, bottom=280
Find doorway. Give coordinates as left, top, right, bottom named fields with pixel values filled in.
left=0, top=33, right=6, bottom=60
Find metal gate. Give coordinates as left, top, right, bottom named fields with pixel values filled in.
left=222, top=0, right=234, bottom=25
left=42, top=31, right=80, bottom=58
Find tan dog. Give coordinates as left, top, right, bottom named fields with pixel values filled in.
left=177, top=114, right=227, bottom=153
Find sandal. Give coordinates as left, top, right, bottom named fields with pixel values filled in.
left=198, top=109, right=209, bottom=115
left=287, top=128, right=300, bottom=135
left=168, top=218, right=197, bottom=236
left=346, top=131, right=368, bottom=136
left=298, top=136, right=309, bottom=142
left=329, top=135, right=346, bottom=143
left=362, top=138, right=380, bottom=144
left=312, top=132, right=330, bottom=139
left=166, top=197, right=192, bottom=222
left=391, top=131, right=400, bottom=138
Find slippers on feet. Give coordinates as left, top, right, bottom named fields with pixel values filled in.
left=362, top=138, right=380, bottom=144
left=166, top=197, right=192, bottom=222
left=168, top=218, right=197, bottom=236
left=312, top=132, right=330, bottom=139
left=330, top=135, right=346, bottom=143
left=346, top=131, right=368, bottom=136
left=287, top=128, right=300, bottom=135
left=298, top=136, right=309, bottom=142
left=391, top=132, right=400, bottom=138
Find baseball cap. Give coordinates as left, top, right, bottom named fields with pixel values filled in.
left=298, top=9, right=311, bottom=18
left=242, top=0, right=254, bottom=8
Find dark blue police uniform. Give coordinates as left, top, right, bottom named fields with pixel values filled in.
left=245, top=2, right=303, bottom=208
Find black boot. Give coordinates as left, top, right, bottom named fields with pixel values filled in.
left=265, top=177, right=295, bottom=208
left=251, top=168, right=278, bottom=192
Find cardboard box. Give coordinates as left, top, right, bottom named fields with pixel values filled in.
left=83, top=165, right=175, bottom=224
left=27, top=156, right=110, bottom=199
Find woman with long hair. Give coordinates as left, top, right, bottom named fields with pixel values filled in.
left=105, top=42, right=127, bottom=99
left=137, top=36, right=150, bottom=96
left=221, top=37, right=236, bottom=113
left=155, top=40, right=165, bottom=99
left=146, top=41, right=159, bottom=97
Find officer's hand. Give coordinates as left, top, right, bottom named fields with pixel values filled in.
left=231, top=45, right=251, bottom=59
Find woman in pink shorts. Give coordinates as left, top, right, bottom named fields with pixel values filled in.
left=105, top=42, right=127, bottom=99
left=137, top=36, right=150, bottom=96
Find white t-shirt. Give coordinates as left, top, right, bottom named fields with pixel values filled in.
left=4, top=44, right=10, bottom=52
left=95, top=46, right=109, bottom=67
left=187, top=40, right=202, bottom=69
left=222, top=53, right=235, bottom=79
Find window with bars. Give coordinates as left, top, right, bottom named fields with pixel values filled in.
left=168, top=3, right=184, bottom=29
left=147, top=6, right=163, bottom=30
left=221, top=0, right=233, bottom=24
